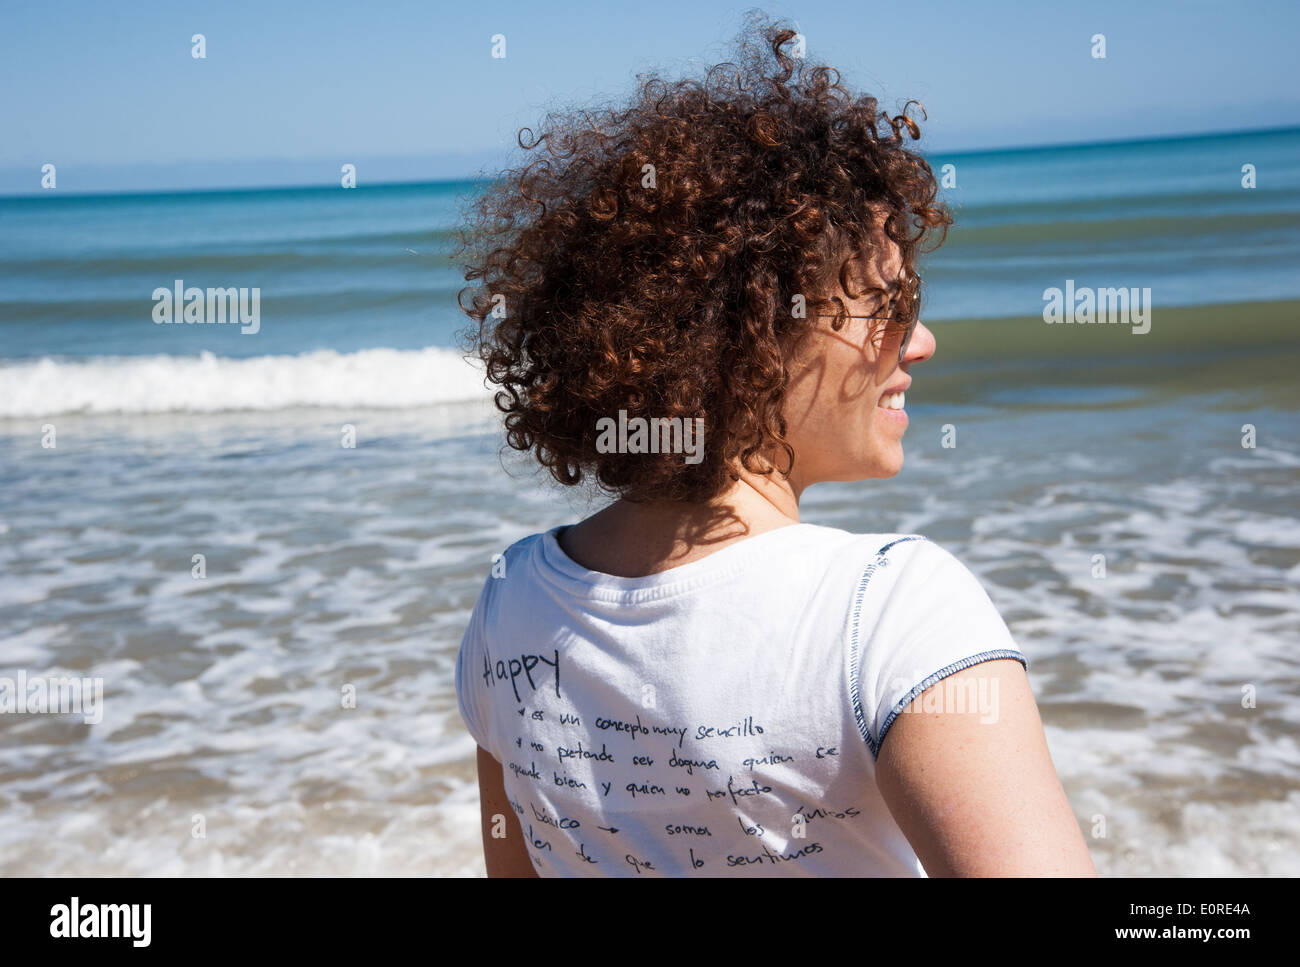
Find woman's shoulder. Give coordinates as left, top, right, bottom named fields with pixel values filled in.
left=793, top=523, right=935, bottom=564
left=812, top=528, right=982, bottom=574
left=834, top=531, right=1000, bottom=605
left=482, top=527, right=559, bottom=578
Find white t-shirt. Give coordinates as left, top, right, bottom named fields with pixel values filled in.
left=455, top=522, right=1026, bottom=877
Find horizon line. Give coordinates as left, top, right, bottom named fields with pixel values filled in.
left=2, top=123, right=1295, bottom=202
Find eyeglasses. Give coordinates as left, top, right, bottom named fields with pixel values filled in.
left=819, top=275, right=921, bottom=364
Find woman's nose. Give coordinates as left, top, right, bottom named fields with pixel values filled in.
left=905, top=321, right=936, bottom=365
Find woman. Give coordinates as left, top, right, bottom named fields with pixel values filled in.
left=454, top=16, right=1095, bottom=877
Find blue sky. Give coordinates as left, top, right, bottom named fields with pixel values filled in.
left=2, top=0, right=1297, bottom=193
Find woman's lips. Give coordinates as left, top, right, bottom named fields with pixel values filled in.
left=877, top=385, right=909, bottom=425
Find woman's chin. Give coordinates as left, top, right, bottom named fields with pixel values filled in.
left=867, top=444, right=905, bottom=479
left=830, top=449, right=903, bottom=482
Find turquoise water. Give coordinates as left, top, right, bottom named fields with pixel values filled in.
left=0, top=181, right=476, bottom=360
left=1, top=127, right=1297, bottom=370
left=925, top=127, right=1300, bottom=318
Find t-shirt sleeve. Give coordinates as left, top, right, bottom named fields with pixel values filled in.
left=455, top=577, right=495, bottom=755
left=852, top=538, right=1028, bottom=759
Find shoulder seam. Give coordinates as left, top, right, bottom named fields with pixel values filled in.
left=846, top=534, right=930, bottom=759
left=876, top=534, right=928, bottom=556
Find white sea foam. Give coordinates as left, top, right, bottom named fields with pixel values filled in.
left=1, top=394, right=1296, bottom=877
left=0, top=348, right=491, bottom=417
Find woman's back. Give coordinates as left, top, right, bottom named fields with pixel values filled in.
left=456, top=522, right=1026, bottom=876
left=454, top=16, right=1094, bottom=877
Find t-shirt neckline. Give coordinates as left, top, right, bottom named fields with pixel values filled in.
left=538, top=521, right=816, bottom=600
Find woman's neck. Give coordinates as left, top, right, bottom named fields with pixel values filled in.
left=556, top=468, right=802, bottom=578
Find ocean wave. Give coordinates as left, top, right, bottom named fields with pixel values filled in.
left=0, top=226, right=461, bottom=274
left=0, top=347, right=491, bottom=416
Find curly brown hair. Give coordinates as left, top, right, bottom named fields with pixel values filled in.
left=456, top=12, right=951, bottom=503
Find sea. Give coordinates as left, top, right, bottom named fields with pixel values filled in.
left=1, top=126, right=1297, bottom=875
